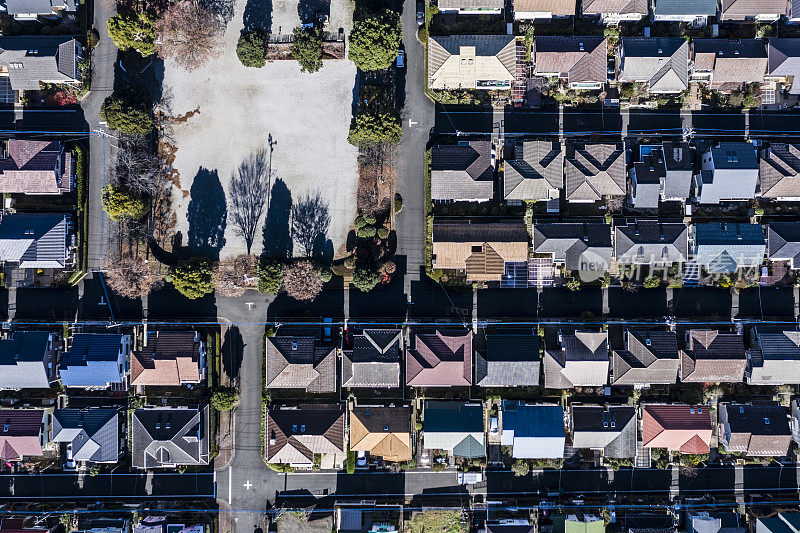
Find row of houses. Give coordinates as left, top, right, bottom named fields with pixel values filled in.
left=0, top=330, right=205, bottom=390
left=0, top=516, right=207, bottom=533
left=266, top=326, right=800, bottom=391
left=0, top=404, right=209, bottom=469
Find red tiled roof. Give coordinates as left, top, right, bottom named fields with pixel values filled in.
left=642, top=404, right=712, bottom=453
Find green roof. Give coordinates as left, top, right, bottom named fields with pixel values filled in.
left=554, top=516, right=605, bottom=533
left=452, top=434, right=485, bottom=458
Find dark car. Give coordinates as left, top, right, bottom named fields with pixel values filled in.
left=417, top=1, right=425, bottom=24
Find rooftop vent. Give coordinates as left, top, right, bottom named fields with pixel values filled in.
left=365, top=409, right=371, bottom=416
left=291, top=341, right=298, bottom=350
left=764, top=417, right=771, bottom=425
left=579, top=42, right=584, bottom=51
left=383, top=424, right=389, bottom=431
left=645, top=338, right=652, bottom=346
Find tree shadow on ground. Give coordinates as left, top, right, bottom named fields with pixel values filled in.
left=243, top=0, right=272, bottom=32
left=298, top=0, right=329, bottom=24
left=292, top=191, right=331, bottom=258
left=187, top=167, right=227, bottom=260
left=312, top=234, right=334, bottom=262
left=221, top=325, right=244, bottom=381
left=201, top=0, right=235, bottom=22
left=262, top=178, right=293, bottom=259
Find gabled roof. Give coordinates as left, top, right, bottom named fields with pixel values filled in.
left=652, top=0, right=718, bottom=16
left=533, top=37, right=607, bottom=85
left=342, top=329, right=402, bottom=388
left=614, top=221, right=688, bottom=264
left=759, top=144, right=800, bottom=199
left=571, top=405, right=637, bottom=458
left=620, top=38, right=689, bottom=93
left=266, top=406, right=344, bottom=464
left=428, top=35, right=516, bottom=90
left=0, top=140, right=70, bottom=194
left=532, top=222, right=613, bottom=271
left=767, top=222, right=800, bottom=267
left=681, top=330, right=747, bottom=382
left=693, top=39, right=768, bottom=90
left=688, top=511, right=745, bottom=533
left=515, top=0, right=576, bottom=15
left=132, top=331, right=203, bottom=387
left=583, top=0, right=646, bottom=16
left=708, top=142, right=759, bottom=169
left=501, top=401, right=565, bottom=459
left=59, top=334, right=126, bottom=388
left=0, top=37, right=79, bottom=91
left=423, top=401, right=485, bottom=457
left=406, top=330, right=472, bottom=387
left=131, top=406, right=209, bottom=468
left=565, top=142, right=626, bottom=201
left=486, top=524, right=536, bottom=533
left=544, top=331, right=609, bottom=388
left=757, top=513, right=800, bottom=533
left=349, top=406, right=411, bottom=462
left=720, top=402, right=791, bottom=456
left=642, top=404, right=712, bottom=453
left=0, top=331, right=53, bottom=389
left=612, top=330, right=679, bottom=385
left=0, top=213, right=67, bottom=268
left=504, top=141, right=564, bottom=201
left=0, top=409, right=44, bottom=461
left=6, top=0, right=77, bottom=16
left=750, top=330, right=800, bottom=385
left=265, top=335, right=336, bottom=392
left=52, top=408, right=118, bottom=463
left=720, top=0, right=786, bottom=20
left=476, top=333, right=541, bottom=387
left=431, top=142, right=494, bottom=201
left=694, top=223, right=766, bottom=273
left=768, top=39, right=800, bottom=94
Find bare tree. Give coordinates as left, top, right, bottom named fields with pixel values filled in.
left=229, top=148, right=270, bottom=254
left=114, top=136, right=165, bottom=195
left=292, top=192, right=331, bottom=257
left=103, top=253, right=161, bottom=299
left=282, top=260, right=323, bottom=301
left=213, top=254, right=258, bottom=297
left=155, top=0, right=224, bottom=71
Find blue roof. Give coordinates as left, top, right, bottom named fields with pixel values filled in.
left=59, top=334, right=124, bottom=388
left=502, top=401, right=564, bottom=438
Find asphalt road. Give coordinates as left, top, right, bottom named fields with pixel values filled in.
left=0, top=473, right=214, bottom=499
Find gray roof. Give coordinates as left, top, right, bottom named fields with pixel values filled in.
left=423, top=401, right=485, bottom=457
left=131, top=406, right=209, bottom=469
left=661, top=142, right=694, bottom=200
left=681, top=330, right=747, bottom=383
left=709, top=142, right=759, bottom=169
left=0, top=331, right=53, bottom=389
left=476, top=333, right=541, bottom=387
left=501, top=401, right=565, bottom=459
left=0, top=213, right=68, bottom=268
left=59, top=334, right=126, bottom=389
left=749, top=329, right=800, bottom=384
left=582, top=0, right=646, bottom=15
left=759, top=144, right=800, bottom=200
left=265, top=335, right=336, bottom=393
left=433, top=220, right=529, bottom=243
left=612, top=330, right=679, bottom=386
left=688, top=512, right=745, bottom=533
left=653, top=0, right=718, bottom=16
left=52, top=408, right=118, bottom=464
left=698, top=143, right=759, bottom=203
left=614, top=221, right=688, bottom=264
left=438, top=0, right=505, bottom=9
left=504, top=141, right=564, bottom=201
left=767, top=222, right=800, bottom=267
left=631, top=154, right=664, bottom=208
left=720, top=0, right=786, bottom=19
left=768, top=39, right=800, bottom=94
left=533, top=37, right=607, bottom=85
left=619, top=38, right=689, bottom=93
left=532, top=222, right=613, bottom=271
left=571, top=405, right=637, bottom=458
left=0, top=37, right=79, bottom=91
left=544, top=331, right=609, bottom=388
left=428, top=35, right=516, bottom=89
left=342, top=329, right=402, bottom=388
left=565, top=142, right=626, bottom=201
left=694, top=223, right=766, bottom=273
left=431, top=142, right=494, bottom=201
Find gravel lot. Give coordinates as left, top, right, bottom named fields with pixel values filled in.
left=162, top=0, right=357, bottom=259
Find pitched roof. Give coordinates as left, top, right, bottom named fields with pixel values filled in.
left=533, top=37, right=607, bottom=85
left=438, top=0, right=504, bottom=9
left=0, top=331, right=53, bottom=389
left=582, top=0, right=646, bottom=15
left=428, top=35, right=516, bottom=90
left=532, top=222, right=613, bottom=271
left=349, top=406, right=411, bottom=462
left=720, top=402, right=791, bottom=456
left=768, top=39, right=800, bottom=94
left=266, top=406, right=344, bottom=464
left=265, top=335, right=336, bottom=392
left=565, top=142, right=626, bottom=201
left=423, top=401, right=485, bottom=457
left=514, top=0, right=576, bottom=15
left=0, top=213, right=67, bottom=268
left=431, top=142, right=494, bottom=201
left=642, top=404, right=712, bottom=453
left=720, top=0, right=786, bottom=19
left=544, top=331, right=609, bottom=388
left=612, top=330, right=679, bottom=385
left=614, top=221, right=689, bottom=264
left=504, top=141, right=564, bottom=201
left=0, top=409, right=44, bottom=461
left=476, top=333, right=541, bottom=387
left=749, top=329, right=800, bottom=384
left=620, top=38, right=689, bottom=93
left=759, top=144, right=800, bottom=199
left=0, top=37, right=79, bottom=91
left=342, top=329, right=402, bottom=388
left=767, top=222, right=800, bottom=267
left=681, top=330, right=747, bottom=382
left=693, top=39, right=768, bottom=90
left=571, top=405, right=637, bottom=458
left=131, top=406, right=209, bottom=468
left=0, top=140, right=70, bottom=194
left=6, top=0, right=76, bottom=16
left=52, top=408, right=118, bottom=463
left=486, top=524, right=536, bottom=533
left=131, top=331, right=203, bottom=387
left=59, top=334, right=126, bottom=388
left=501, top=401, right=565, bottom=459
left=407, top=330, right=472, bottom=387
left=652, top=0, right=718, bottom=16
left=694, top=222, right=766, bottom=273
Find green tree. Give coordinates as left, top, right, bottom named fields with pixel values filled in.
left=102, top=185, right=148, bottom=221
left=211, top=389, right=238, bottom=411
left=511, top=459, right=530, bottom=477
left=236, top=30, right=268, bottom=68
left=100, top=90, right=153, bottom=136
left=348, top=108, right=402, bottom=146
left=643, top=275, right=662, bottom=289
left=346, top=450, right=356, bottom=474
left=348, top=11, right=401, bottom=71
left=290, top=27, right=323, bottom=73
left=352, top=263, right=381, bottom=292
left=170, top=257, right=215, bottom=299
left=107, top=11, right=155, bottom=56
left=258, top=258, right=285, bottom=294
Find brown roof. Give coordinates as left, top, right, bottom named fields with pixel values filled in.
left=406, top=330, right=472, bottom=387
left=349, top=406, right=412, bottom=462
left=533, top=37, right=607, bottom=85
left=432, top=221, right=529, bottom=281
left=514, top=0, right=576, bottom=15
left=131, top=331, right=204, bottom=386
left=692, top=39, right=768, bottom=90
left=0, top=140, right=71, bottom=195
left=680, top=330, right=746, bottom=383
left=582, top=0, right=647, bottom=15
left=759, top=144, right=800, bottom=199
left=642, top=404, right=712, bottom=453
left=611, top=331, right=679, bottom=385
left=265, top=335, right=336, bottom=393
left=565, top=142, right=626, bottom=201
left=266, top=406, right=344, bottom=464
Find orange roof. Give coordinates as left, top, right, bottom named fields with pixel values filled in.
left=642, top=404, right=712, bottom=454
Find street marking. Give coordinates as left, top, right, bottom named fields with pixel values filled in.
left=244, top=480, right=253, bottom=490
left=409, top=119, right=417, bottom=126
left=246, top=302, right=255, bottom=310
left=228, top=467, right=232, bottom=505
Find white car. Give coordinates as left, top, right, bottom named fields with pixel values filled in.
left=356, top=450, right=367, bottom=467
left=490, top=417, right=499, bottom=435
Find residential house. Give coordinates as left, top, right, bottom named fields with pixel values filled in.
left=748, top=328, right=800, bottom=384
left=266, top=405, right=345, bottom=469
left=756, top=513, right=800, bottom=533
left=571, top=404, right=637, bottom=458
left=680, top=329, right=747, bottom=382
left=438, top=0, right=504, bottom=13
left=766, top=39, right=800, bottom=94
left=131, top=331, right=205, bottom=387
left=0, top=37, right=82, bottom=95
left=660, top=142, right=694, bottom=202
left=428, top=35, right=516, bottom=90
left=630, top=150, right=666, bottom=208
left=431, top=220, right=529, bottom=282
left=475, top=331, right=541, bottom=387
left=759, top=143, right=800, bottom=201
left=131, top=406, right=209, bottom=469
left=767, top=222, right=800, bottom=270
left=642, top=404, right=713, bottom=454
left=0, top=213, right=70, bottom=274
left=3, top=0, right=78, bottom=20
left=630, top=143, right=693, bottom=206
left=342, top=329, right=402, bottom=389
left=423, top=401, right=485, bottom=458
left=513, top=0, right=575, bottom=19
left=532, top=222, right=613, bottom=276
left=59, top=333, right=131, bottom=390
left=695, top=143, right=759, bottom=203
left=691, top=39, right=768, bottom=91
left=719, top=0, right=785, bottom=21
left=718, top=402, right=791, bottom=456
left=611, top=330, right=680, bottom=386
left=565, top=142, right=626, bottom=202
left=264, top=332, right=336, bottom=393
left=553, top=515, right=605, bottom=533
left=533, top=37, right=607, bottom=90
left=581, top=0, right=647, bottom=23
left=618, top=38, right=689, bottom=93
left=544, top=330, right=609, bottom=388
left=349, top=405, right=412, bottom=463
left=133, top=518, right=205, bottom=533
left=0, top=331, right=59, bottom=389
left=430, top=141, right=494, bottom=203
left=0, top=140, right=72, bottom=195
left=614, top=221, right=689, bottom=266
left=501, top=401, right=565, bottom=459
left=625, top=514, right=676, bottom=533
left=0, top=518, right=54, bottom=533
left=335, top=503, right=402, bottom=533
left=51, top=408, right=118, bottom=466
left=503, top=140, right=564, bottom=203
left=693, top=222, right=766, bottom=273
left=686, top=512, right=745, bottom=533
left=651, top=0, right=718, bottom=23
left=74, top=517, right=130, bottom=533
left=0, top=408, right=53, bottom=462
left=406, top=329, right=472, bottom=387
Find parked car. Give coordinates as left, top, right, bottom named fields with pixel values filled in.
left=416, top=1, right=425, bottom=24
left=396, top=50, right=405, bottom=69
left=490, top=417, right=499, bottom=435
left=356, top=450, right=367, bottom=467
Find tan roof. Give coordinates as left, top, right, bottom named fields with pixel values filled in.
left=349, top=406, right=412, bottom=463
left=0, top=140, right=70, bottom=195
left=429, top=35, right=516, bottom=90
left=130, top=332, right=204, bottom=386
left=433, top=241, right=529, bottom=280
left=514, top=0, right=576, bottom=14
left=582, top=0, right=646, bottom=15
left=533, top=37, right=607, bottom=85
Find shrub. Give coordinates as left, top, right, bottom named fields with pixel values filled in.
left=282, top=260, right=323, bottom=301
left=170, top=257, right=215, bottom=299
left=381, top=260, right=396, bottom=275
left=364, top=215, right=377, bottom=225
left=320, top=267, right=333, bottom=283
left=512, top=460, right=530, bottom=477
left=87, top=28, right=100, bottom=48
left=348, top=107, right=403, bottom=147
left=353, top=215, right=367, bottom=229
left=100, top=88, right=153, bottom=136
left=348, top=11, right=402, bottom=71
left=432, top=462, right=446, bottom=472
left=290, top=26, right=323, bottom=73
left=357, top=225, right=377, bottom=238
left=346, top=450, right=356, bottom=474
left=102, top=184, right=148, bottom=220
left=643, top=275, right=662, bottom=289
left=353, top=263, right=381, bottom=292
left=566, top=278, right=581, bottom=292
left=394, top=193, right=403, bottom=213
left=377, top=226, right=390, bottom=239
left=258, top=258, right=284, bottom=294
left=211, top=389, right=238, bottom=411
left=107, top=11, right=155, bottom=56
left=236, top=30, right=268, bottom=68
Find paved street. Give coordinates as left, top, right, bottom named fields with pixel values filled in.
left=0, top=473, right=214, bottom=499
